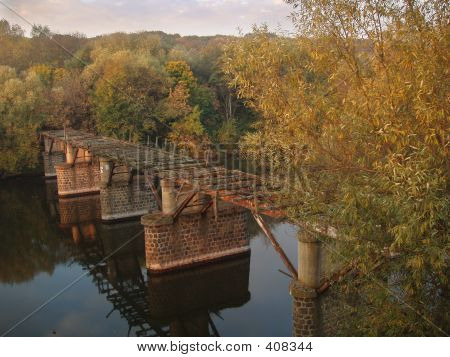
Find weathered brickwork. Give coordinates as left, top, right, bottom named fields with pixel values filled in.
left=142, top=205, right=249, bottom=271
left=290, top=280, right=320, bottom=337
left=58, top=194, right=101, bottom=226
left=42, top=152, right=65, bottom=178
left=100, top=177, right=157, bottom=221
left=55, top=160, right=100, bottom=196
left=147, top=255, right=250, bottom=329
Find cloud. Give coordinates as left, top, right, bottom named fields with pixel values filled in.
left=0, top=0, right=292, bottom=37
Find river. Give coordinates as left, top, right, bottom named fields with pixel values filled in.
left=0, top=177, right=300, bottom=337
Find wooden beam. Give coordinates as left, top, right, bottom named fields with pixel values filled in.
left=252, top=212, right=297, bottom=278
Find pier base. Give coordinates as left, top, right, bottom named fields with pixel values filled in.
left=141, top=205, right=249, bottom=271
left=100, top=177, right=157, bottom=221
left=55, top=161, right=100, bottom=197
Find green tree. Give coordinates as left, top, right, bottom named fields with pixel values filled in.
left=89, top=50, right=166, bottom=141
left=165, top=60, right=196, bottom=92
left=0, top=69, right=48, bottom=177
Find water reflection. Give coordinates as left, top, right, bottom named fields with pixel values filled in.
left=0, top=177, right=295, bottom=336
left=1, top=177, right=446, bottom=336
left=53, top=178, right=251, bottom=337
left=0, top=178, right=69, bottom=284
left=62, top=216, right=250, bottom=336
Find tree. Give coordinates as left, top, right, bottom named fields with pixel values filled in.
left=224, top=1, right=449, bottom=335
left=165, top=60, right=196, bottom=92
left=49, top=69, right=93, bottom=130
left=0, top=69, right=48, bottom=177
left=90, top=50, right=166, bottom=141
left=160, top=82, right=208, bottom=151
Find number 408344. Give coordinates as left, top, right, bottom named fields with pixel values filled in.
left=265, top=341, right=312, bottom=352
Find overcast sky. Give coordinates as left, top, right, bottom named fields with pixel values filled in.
left=0, top=0, right=293, bottom=37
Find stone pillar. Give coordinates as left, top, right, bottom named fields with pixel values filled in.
left=65, top=144, right=75, bottom=165
left=161, top=179, right=177, bottom=214
left=44, top=137, right=51, bottom=153
left=290, top=230, right=322, bottom=337
left=99, top=157, right=113, bottom=186
left=84, top=149, right=92, bottom=163
left=298, top=232, right=321, bottom=289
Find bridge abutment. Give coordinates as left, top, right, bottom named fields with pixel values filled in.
left=55, top=160, right=100, bottom=197
left=100, top=177, right=156, bottom=221
left=141, top=205, right=249, bottom=272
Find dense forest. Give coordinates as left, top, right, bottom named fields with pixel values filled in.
left=0, top=20, right=254, bottom=177
left=0, top=0, right=448, bottom=336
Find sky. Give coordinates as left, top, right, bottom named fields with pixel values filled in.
left=0, top=0, right=293, bottom=37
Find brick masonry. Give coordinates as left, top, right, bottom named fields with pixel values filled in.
left=290, top=280, right=320, bottom=337
left=142, top=205, right=249, bottom=271
left=100, top=176, right=157, bottom=221
left=42, top=151, right=65, bottom=178
left=55, top=160, right=100, bottom=196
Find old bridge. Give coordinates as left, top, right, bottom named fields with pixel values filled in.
left=41, top=128, right=326, bottom=336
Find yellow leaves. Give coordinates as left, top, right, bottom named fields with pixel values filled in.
left=407, top=255, right=424, bottom=270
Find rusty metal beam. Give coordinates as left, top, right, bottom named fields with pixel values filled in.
left=172, top=190, right=198, bottom=220
left=107, top=162, right=115, bottom=187
left=144, top=172, right=162, bottom=210
left=200, top=199, right=214, bottom=215
left=128, top=169, right=134, bottom=185
left=48, top=138, right=54, bottom=154
left=71, top=148, right=79, bottom=167
left=252, top=212, right=297, bottom=278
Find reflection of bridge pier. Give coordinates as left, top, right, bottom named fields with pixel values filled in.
left=290, top=230, right=323, bottom=337
left=54, top=190, right=251, bottom=337
left=147, top=254, right=251, bottom=336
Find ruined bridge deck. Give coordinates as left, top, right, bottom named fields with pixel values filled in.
left=42, top=129, right=284, bottom=218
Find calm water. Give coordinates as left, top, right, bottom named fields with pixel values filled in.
left=0, top=177, right=300, bottom=337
